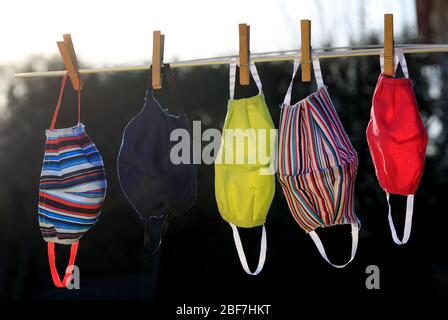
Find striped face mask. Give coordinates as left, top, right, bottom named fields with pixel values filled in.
left=38, top=74, right=107, bottom=288
left=278, top=58, right=360, bottom=268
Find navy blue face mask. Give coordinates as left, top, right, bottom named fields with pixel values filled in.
left=117, top=64, right=197, bottom=255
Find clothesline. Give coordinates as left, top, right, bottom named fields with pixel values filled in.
left=13, top=44, right=448, bottom=79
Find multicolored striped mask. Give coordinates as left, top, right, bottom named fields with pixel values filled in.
left=38, top=74, right=107, bottom=288
left=278, top=58, right=360, bottom=268
left=215, top=59, right=275, bottom=275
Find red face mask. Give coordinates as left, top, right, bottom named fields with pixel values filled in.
left=366, top=49, right=427, bottom=245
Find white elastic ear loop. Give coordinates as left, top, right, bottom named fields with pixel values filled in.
left=229, top=58, right=263, bottom=100
left=308, top=223, right=359, bottom=268
left=386, top=193, right=414, bottom=245
left=312, top=57, right=324, bottom=88
left=249, top=61, right=263, bottom=93
left=230, top=223, right=267, bottom=276
left=283, top=59, right=301, bottom=106
left=379, top=48, right=409, bottom=78
left=229, top=58, right=237, bottom=99
left=395, top=48, right=409, bottom=78
left=283, top=57, right=324, bottom=106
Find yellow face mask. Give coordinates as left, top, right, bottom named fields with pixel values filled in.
left=215, top=59, right=275, bottom=275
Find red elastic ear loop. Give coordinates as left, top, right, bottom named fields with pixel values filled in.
left=49, top=73, right=81, bottom=130
left=49, top=74, right=68, bottom=130
left=47, top=241, right=79, bottom=288
left=77, top=89, right=81, bottom=124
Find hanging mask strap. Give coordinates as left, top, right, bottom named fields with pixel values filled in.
left=50, top=73, right=81, bottom=130
left=229, top=223, right=267, bottom=276
left=283, top=59, right=301, bottom=106
left=47, top=241, right=79, bottom=288
left=143, top=214, right=173, bottom=256
left=312, top=56, right=325, bottom=88
left=308, top=223, right=359, bottom=268
left=163, top=64, right=185, bottom=114
left=148, top=64, right=185, bottom=115
left=283, top=56, right=325, bottom=106
left=379, top=48, right=409, bottom=78
left=386, top=193, right=414, bottom=245
left=396, top=48, right=409, bottom=78
left=229, top=58, right=262, bottom=99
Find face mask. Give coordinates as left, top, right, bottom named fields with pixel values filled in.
left=278, top=58, right=360, bottom=268
left=215, top=59, right=275, bottom=275
left=366, top=49, right=427, bottom=245
left=38, top=74, right=107, bottom=288
left=117, top=64, right=197, bottom=255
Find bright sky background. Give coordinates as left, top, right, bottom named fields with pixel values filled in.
left=1, top=0, right=417, bottom=67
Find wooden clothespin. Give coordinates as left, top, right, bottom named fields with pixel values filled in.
left=238, top=23, right=250, bottom=85
left=57, top=34, right=82, bottom=91
left=152, top=30, right=165, bottom=89
left=384, top=13, right=394, bottom=77
left=301, top=19, right=312, bottom=82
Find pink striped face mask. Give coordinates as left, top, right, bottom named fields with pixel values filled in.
left=277, top=58, right=360, bottom=268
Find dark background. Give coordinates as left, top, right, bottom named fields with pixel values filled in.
left=0, top=28, right=447, bottom=301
